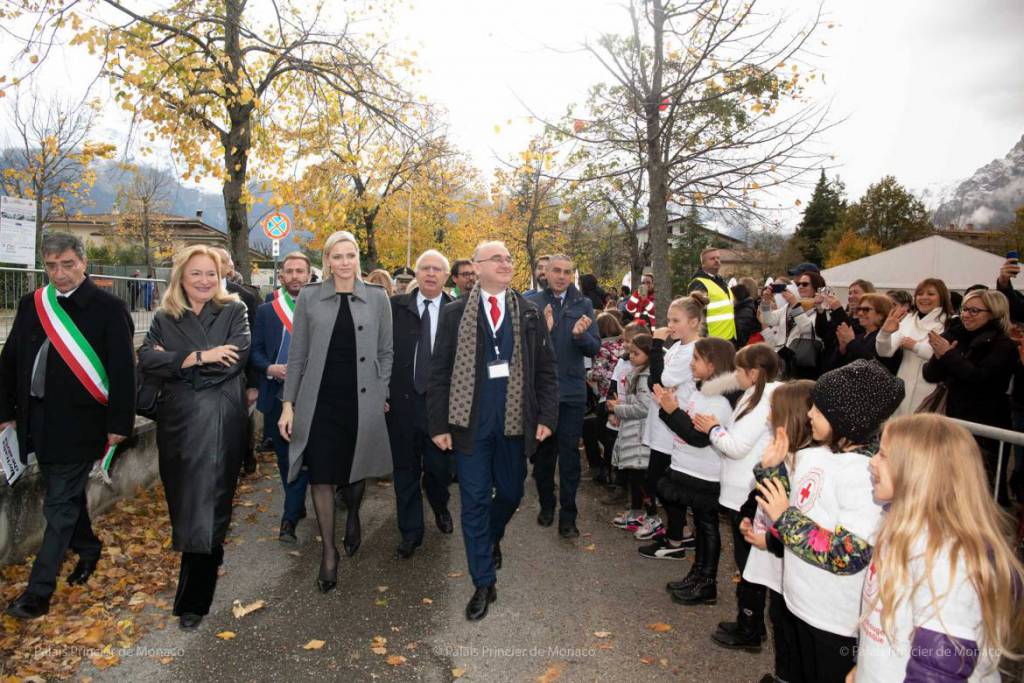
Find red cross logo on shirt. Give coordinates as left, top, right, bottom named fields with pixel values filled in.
left=794, top=469, right=823, bottom=512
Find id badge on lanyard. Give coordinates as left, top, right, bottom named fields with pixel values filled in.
left=485, top=320, right=510, bottom=379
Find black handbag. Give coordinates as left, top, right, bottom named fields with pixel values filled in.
left=787, top=320, right=823, bottom=371
left=136, top=367, right=161, bottom=420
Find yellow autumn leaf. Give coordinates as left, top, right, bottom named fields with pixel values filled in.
left=593, top=631, right=611, bottom=638
left=216, top=631, right=237, bottom=640
left=386, top=655, right=407, bottom=666
left=647, top=622, right=673, bottom=633
left=302, top=639, right=325, bottom=650
left=452, top=667, right=466, bottom=678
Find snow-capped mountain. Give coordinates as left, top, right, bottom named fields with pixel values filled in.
left=928, top=134, right=1024, bottom=229
left=915, top=179, right=963, bottom=213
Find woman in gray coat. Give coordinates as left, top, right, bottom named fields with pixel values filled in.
left=279, top=230, right=393, bottom=592
left=138, top=245, right=250, bottom=630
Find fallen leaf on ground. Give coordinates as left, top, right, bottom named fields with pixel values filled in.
left=374, top=597, right=389, bottom=606
left=232, top=599, right=266, bottom=618
left=385, top=655, right=407, bottom=666
left=647, top=622, right=673, bottom=633
left=640, top=656, right=655, bottom=665
left=371, top=635, right=387, bottom=654
left=288, top=550, right=301, bottom=557
left=659, top=658, right=669, bottom=668
left=597, top=642, right=613, bottom=650
left=583, top=544, right=596, bottom=551
left=452, top=667, right=466, bottom=678
left=537, top=662, right=566, bottom=682
left=157, top=656, right=174, bottom=664
left=303, top=639, right=326, bottom=650
left=593, top=631, right=611, bottom=638
left=216, top=631, right=237, bottom=640
left=421, top=597, right=433, bottom=605
left=447, top=571, right=464, bottom=578
left=377, top=585, right=388, bottom=592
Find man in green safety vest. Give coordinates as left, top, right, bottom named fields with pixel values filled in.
left=688, top=247, right=736, bottom=342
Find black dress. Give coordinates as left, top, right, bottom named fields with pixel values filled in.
left=303, top=293, right=360, bottom=484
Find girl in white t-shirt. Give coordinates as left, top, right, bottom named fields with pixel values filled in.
left=755, top=359, right=905, bottom=683
left=851, top=414, right=1024, bottom=683
left=635, top=295, right=702, bottom=541
left=740, top=379, right=816, bottom=683
left=691, top=343, right=782, bottom=650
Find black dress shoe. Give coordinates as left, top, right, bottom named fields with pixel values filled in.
left=317, top=550, right=340, bottom=593
left=279, top=520, right=297, bottom=544
left=67, top=558, right=99, bottom=585
left=395, top=539, right=421, bottom=559
left=465, top=585, right=497, bottom=621
left=537, top=509, right=554, bottom=527
left=558, top=524, right=580, bottom=539
left=5, top=592, right=49, bottom=619
left=178, top=612, right=203, bottom=630
left=493, top=542, right=502, bottom=570
left=243, top=456, right=257, bottom=475
left=435, top=509, right=454, bottom=534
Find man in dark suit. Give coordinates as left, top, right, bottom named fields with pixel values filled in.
left=525, top=254, right=600, bottom=539
left=428, top=240, right=558, bottom=621
left=0, top=233, right=135, bottom=619
left=250, top=252, right=311, bottom=543
left=215, top=247, right=260, bottom=474
left=387, top=250, right=454, bottom=560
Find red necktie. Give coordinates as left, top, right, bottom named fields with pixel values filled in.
left=488, top=295, right=500, bottom=327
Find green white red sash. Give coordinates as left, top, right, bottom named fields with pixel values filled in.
left=34, top=284, right=109, bottom=404
left=33, top=283, right=119, bottom=482
left=272, top=289, right=295, bottom=333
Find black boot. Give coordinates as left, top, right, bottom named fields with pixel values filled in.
left=670, top=575, right=717, bottom=605
left=665, top=563, right=699, bottom=593
left=711, top=609, right=763, bottom=650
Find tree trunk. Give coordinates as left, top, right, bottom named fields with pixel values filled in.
left=141, top=205, right=154, bottom=277
left=221, top=0, right=252, bottom=284
left=362, top=206, right=379, bottom=270
left=627, top=225, right=643, bottom=296
left=646, top=0, right=670, bottom=325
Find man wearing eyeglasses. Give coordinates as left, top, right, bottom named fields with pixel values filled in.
left=387, top=250, right=455, bottom=561
left=525, top=254, right=602, bottom=539
left=428, top=241, right=558, bottom=621
left=450, top=258, right=476, bottom=298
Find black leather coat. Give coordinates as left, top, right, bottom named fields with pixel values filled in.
left=138, top=300, right=251, bottom=553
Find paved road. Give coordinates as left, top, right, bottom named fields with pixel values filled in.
left=84, top=459, right=775, bottom=682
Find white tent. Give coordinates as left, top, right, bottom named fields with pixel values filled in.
left=820, top=235, right=1016, bottom=293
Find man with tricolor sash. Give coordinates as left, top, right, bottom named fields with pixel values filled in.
left=0, top=233, right=135, bottom=619
left=688, top=247, right=737, bottom=343
left=251, top=251, right=312, bottom=543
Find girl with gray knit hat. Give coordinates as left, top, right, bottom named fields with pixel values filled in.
left=752, top=359, right=905, bottom=683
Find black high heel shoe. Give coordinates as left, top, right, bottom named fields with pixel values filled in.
left=317, top=549, right=339, bottom=593
left=344, top=512, right=361, bottom=557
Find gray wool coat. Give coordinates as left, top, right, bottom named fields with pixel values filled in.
left=282, top=277, right=394, bottom=483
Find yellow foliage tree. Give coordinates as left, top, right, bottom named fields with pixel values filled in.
left=825, top=229, right=883, bottom=268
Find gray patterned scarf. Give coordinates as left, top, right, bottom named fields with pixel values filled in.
left=447, top=284, right=524, bottom=436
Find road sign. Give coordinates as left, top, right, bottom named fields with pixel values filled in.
left=272, top=238, right=280, bottom=257
left=262, top=212, right=291, bottom=240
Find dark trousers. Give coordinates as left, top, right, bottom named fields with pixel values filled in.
left=265, top=401, right=308, bottom=524
left=792, top=614, right=856, bottom=683
left=393, top=395, right=452, bottom=544
left=645, top=449, right=671, bottom=507
left=173, top=544, right=224, bottom=616
left=729, top=510, right=766, bottom=631
left=769, top=589, right=805, bottom=683
left=457, top=430, right=526, bottom=588
left=532, top=402, right=586, bottom=526
left=27, top=461, right=102, bottom=599
left=625, top=469, right=650, bottom=512
left=581, top=404, right=616, bottom=472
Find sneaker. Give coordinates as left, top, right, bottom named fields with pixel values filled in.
left=625, top=517, right=647, bottom=532
left=638, top=536, right=688, bottom=560
left=633, top=515, right=663, bottom=540
left=612, top=511, right=643, bottom=528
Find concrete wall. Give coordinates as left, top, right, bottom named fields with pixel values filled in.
left=0, top=416, right=160, bottom=566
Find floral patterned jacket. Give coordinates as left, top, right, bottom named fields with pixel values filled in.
left=589, top=337, right=625, bottom=401
left=752, top=442, right=878, bottom=575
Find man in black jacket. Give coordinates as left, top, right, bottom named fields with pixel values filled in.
left=215, top=247, right=260, bottom=473
left=0, top=233, right=135, bottom=619
left=428, top=241, right=558, bottom=621
left=387, top=250, right=454, bottom=560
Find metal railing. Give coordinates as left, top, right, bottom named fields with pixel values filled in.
left=947, top=418, right=1024, bottom=502
left=0, top=267, right=166, bottom=342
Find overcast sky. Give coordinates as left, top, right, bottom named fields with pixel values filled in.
left=3, top=0, right=1022, bottom=226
